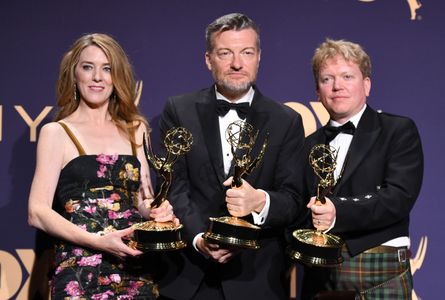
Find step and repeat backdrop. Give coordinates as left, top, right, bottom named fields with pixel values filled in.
left=0, top=1, right=442, bottom=299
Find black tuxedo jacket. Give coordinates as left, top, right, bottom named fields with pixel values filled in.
left=157, top=86, right=305, bottom=300
left=298, top=106, right=424, bottom=255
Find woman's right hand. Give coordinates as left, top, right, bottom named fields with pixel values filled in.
left=95, top=226, right=143, bottom=259
left=149, top=200, right=180, bottom=226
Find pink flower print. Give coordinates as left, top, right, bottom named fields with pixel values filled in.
left=87, top=272, right=93, bottom=282
left=84, top=205, right=97, bottom=214
left=97, top=164, right=108, bottom=178
left=108, top=210, right=119, bottom=220
left=77, top=224, right=87, bottom=231
left=109, top=274, right=121, bottom=283
left=122, top=210, right=132, bottom=219
left=98, top=275, right=112, bottom=285
left=64, top=280, right=84, bottom=297
left=128, top=280, right=144, bottom=296
left=92, top=290, right=114, bottom=300
left=108, top=209, right=133, bottom=220
left=109, top=193, right=121, bottom=201
left=97, top=198, right=107, bottom=207
left=98, top=198, right=114, bottom=209
left=54, top=266, right=63, bottom=275
left=72, top=248, right=84, bottom=256
left=96, top=154, right=118, bottom=165
left=77, top=254, right=102, bottom=267
left=96, top=154, right=118, bottom=178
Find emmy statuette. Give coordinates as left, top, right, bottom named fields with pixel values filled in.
left=203, top=120, right=268, bottom=249
left=288, top=144, right=344, bottom=267
left=131, top=127, right=193, bottom=251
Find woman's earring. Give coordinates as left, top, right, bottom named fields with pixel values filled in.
left=73, top=84, right=78, bottom=101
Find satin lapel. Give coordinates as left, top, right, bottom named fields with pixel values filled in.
left=247, top=88, right=270, bottom=136
left=333, top=107, right=381, bottom=193
left=196, top=89, right=226, bottom=184
left=243, top=89, right=270, bottom=183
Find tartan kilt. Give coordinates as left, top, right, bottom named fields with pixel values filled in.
left=331, top=249, right=413, bottom=300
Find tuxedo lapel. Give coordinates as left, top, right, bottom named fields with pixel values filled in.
left=247, top=88, right=270, bottom=133
left=333, top=107, right=381, bottom=193
left=243, top=89, right=270, bottom=183
left=196, top=88, right=226, bottom=184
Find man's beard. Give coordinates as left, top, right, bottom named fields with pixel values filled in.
left=216, top=78, right=255, bottom=97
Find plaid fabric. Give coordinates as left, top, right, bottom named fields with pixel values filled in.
left=329, top=249, right=413, bottom=299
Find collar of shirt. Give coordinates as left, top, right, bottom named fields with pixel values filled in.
left=215, top=87, right=255, bottom=176
left=329, top=104, right=366, bottom=180
left=329, top=104, right=367, bottom=128
left=215, top=86, right=255, bottom=106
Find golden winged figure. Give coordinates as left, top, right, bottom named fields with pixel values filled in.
left=134, top=80, right=143, bottom=106
left=411, top=236, right=428, bottom=300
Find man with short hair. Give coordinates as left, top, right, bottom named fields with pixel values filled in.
left=158, top=13, right=305, bottom=300
left=297, top=38, right=423, bottom=299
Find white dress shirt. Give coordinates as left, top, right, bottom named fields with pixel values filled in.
left=192, top=87, right=270, bottom=252
left=215, top=87, right=270, bottom=225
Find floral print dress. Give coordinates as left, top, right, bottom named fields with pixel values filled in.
left=51, top=123, right=157, bottom=299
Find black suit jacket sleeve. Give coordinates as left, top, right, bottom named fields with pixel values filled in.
left=262, top=109, right=306, bottom=228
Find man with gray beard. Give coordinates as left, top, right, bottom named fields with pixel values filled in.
left=157, top=13, right=305, bottom=300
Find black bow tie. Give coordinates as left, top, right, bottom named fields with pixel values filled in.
left=323, top=121, right=356, bottom=143
left=216, top=100, right=250, bottom=119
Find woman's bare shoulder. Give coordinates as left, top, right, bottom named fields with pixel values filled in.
left=39, top=121, right=66, bottom=139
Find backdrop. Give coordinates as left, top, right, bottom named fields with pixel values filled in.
left=0, top=1, right=442, bottom=299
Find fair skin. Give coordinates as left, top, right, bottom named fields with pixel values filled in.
left=308, top=54, right=371, bottom=229
left=223, top=177, right=266, bottom=217
left=205, top=28, right=261, bottom=102
left=197, top=29, right=265, bottom=262
left=196, top=177, right=266, bottom=263
left=28, top=45, right=176, bottom=259
left=317, top=55, right=370, bottom=124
